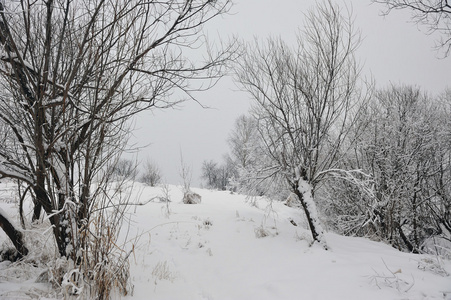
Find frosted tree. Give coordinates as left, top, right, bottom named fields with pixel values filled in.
left=320, top=85, right=451, bottom=253
left=226, top=114, right=272, bottom=195
left=228, top=115, right=260, bottom=171
left=355, top=86, right=450, bottom=252
left=235, top=0, right=369, bottom=248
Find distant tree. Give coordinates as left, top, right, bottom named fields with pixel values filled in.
left=235, top=0, right=368, bottom=248
left=201, top=160, right=219, bottom=188
left=112, top=159, right=138, bottom=180
left=226, top=115, right=269, bottom=195
left=179, top=151, right=193, bottom=192
left=201, top=159, right=234, bottom=190
left=225, top=114, right=282, bottom=197
left=228, top=115, right=260, bottom=170
left=374, top=0, right=451, bottom=56
left=180, top=152, right=202, bottom=204
left=141, top=160, right=162, bottom=187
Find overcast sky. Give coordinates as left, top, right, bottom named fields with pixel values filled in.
left=128, top=0, right=451, bottom=187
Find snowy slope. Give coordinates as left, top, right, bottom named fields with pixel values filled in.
left=0, top=182, right=450, bottom=299
left=123, top=184, right=451, bottom=300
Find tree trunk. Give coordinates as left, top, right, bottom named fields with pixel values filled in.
left=34, top=185, right=71, bottom=258
left=293, top=179, right=328, bottom=249
left=32, top=200, right=42, bottom=222
left=397, top=222, right=419, bottom=254
left=0, top=208, right=28, bottom=258
left=50, top=213, right=71, bottom=258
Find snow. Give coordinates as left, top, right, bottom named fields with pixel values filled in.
left=0, top=182, right=450, bottom=299
left=122, top=184, right=451, bottom=300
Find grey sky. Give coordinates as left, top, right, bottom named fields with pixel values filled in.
left=128, top=0, right=451, bottom=187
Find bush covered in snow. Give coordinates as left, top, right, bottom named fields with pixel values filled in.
left=183, top=191, right=202, bottom=204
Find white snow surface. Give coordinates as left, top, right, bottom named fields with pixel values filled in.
left=0, top=182, right=450, bottom=299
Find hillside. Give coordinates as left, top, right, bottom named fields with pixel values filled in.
left=125, top=184, right=451, bottom=300
left=0, top=182, right=450, bottom=299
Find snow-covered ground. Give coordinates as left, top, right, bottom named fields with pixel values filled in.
left=0, top=182, right=450, bottom=299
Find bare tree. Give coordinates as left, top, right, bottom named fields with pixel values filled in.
left=179, top=151, right=193, bottom=193
left=0, top=0, right=234, bottom=294
left=180, top=152, right=202, bottom=204
left=235, top=0, right=368, bottom=248
left=112, top=159, right=138, bottom=180
left=201, top=158, right=234, bottom=190
left=374, top=0, right=451, bottom=56
left=201, top=160, right=220, bottom=188
left=141, top=160, right=162, bottom=187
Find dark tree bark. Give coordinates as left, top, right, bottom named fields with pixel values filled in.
left=0, top=209, right=28, bottom=259
left=32, top=200, right=42, bottom=222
